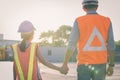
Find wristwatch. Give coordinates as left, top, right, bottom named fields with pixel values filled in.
left=109, top=64, right=115, bottom=67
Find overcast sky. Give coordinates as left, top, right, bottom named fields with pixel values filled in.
left=0, top=0, right=120, bottom=41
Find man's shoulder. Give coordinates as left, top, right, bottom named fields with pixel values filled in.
left=76, top=14, right=111, bottom=23
left=98, top=14, right=110, bottom=20
left=76, top=15, right=86, bottom=19
left=76, top=15, right=87, bottom=21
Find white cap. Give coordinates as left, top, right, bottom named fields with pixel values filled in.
left=18, top=20, right=36, bottom=33
left=82, top=0, right=98, bottom=6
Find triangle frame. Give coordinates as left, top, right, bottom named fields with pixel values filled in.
left=83, top=27, right=106, bottom=51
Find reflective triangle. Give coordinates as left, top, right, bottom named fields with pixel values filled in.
left=83, top=27, right=106, bottom=51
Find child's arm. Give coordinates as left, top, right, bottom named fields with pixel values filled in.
left=36, top=47, right=61, bottom=71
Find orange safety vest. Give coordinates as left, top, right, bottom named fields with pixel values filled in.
left=76, top=14, right=110, bottom=65
left=12, top=43, right=38, bottom=80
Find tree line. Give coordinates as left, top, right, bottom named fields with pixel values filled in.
left=39, top=25, right=72, bottom=47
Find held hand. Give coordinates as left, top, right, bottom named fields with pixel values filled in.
left=106, top=66, right=114, bottom=76
left=59, top=64, right=69, bottom=75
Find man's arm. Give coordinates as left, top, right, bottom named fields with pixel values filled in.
left=106, top=22, right=115, bottom=76
left=62, top=20, right=80, bottom=74
left=107, top=22, right=115, bottom=65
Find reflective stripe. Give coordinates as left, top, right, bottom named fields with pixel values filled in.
left=83, top=27, right=106, bottom=51
left=28, top=43, right=36, bottom=80
left=13, top=43, right=36, bottom=80
left=13, top=44, right=24, bottom=80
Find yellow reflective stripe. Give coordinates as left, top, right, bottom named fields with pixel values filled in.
left=13, top=44, right=24, bottom=80
left=28, top=43, right=36, bottom=80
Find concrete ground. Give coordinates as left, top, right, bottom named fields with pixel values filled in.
left=40, top=63, right=120, bottom=80
left=0, top=62, right=120, bottom=80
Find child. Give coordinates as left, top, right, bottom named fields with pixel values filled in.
left=7, top=20, right=64, bottom=80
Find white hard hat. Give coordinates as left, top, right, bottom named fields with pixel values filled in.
left=18, top=20, right=36, bottom=33
left=82, top=0, right=98, bottom=6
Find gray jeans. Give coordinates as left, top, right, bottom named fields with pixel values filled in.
left=77, top=64, right=106, bottom=80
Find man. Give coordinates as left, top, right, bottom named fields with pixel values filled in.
left=61, top=0, right=115, bottom=80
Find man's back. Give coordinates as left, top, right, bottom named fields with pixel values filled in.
left=76, top=14, right=111, bottom=65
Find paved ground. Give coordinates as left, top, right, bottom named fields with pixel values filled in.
left=0, top=62, right=120, bottom=80
left=40, top=63, right=120, bottom=80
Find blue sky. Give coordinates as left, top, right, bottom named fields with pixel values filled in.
left=0, top=0, right=120, bottom=41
